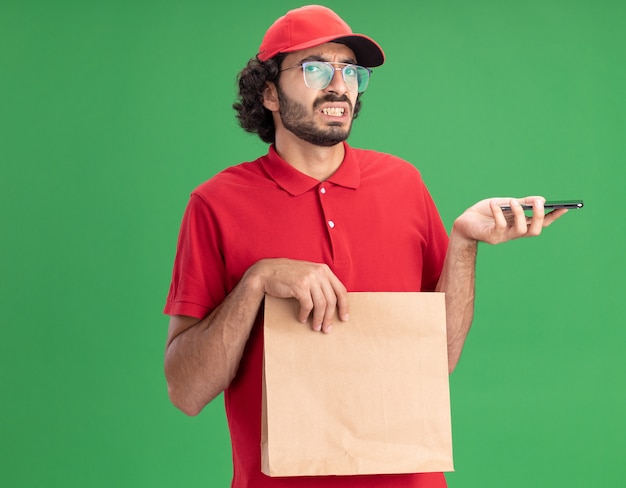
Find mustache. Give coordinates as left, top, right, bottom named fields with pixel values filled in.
left=314, top=94, right=352, bottom=110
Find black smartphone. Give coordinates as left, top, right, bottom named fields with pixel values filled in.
left=500, top=199, right=584, bottom=211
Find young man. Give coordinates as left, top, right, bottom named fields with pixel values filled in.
left=164, top=5, right=566, bottom=487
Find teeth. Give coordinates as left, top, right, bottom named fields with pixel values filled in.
left=322, top=107, right=345, bottom=116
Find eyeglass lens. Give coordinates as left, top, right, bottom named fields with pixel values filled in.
left=302, top=62, right=370, bottom=93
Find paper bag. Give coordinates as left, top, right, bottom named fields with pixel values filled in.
left=261, top=292, right=454, bottom=477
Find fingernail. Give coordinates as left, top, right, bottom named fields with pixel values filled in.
left=342, top=313, right=350, bottom=322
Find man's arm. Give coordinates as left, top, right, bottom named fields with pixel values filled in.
left=164, top=258, right=349, bottom=416
left=437, top=197, right=568, bottom=373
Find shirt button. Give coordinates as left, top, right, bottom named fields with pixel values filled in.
left=328, top=220, right=335, bottom=228
left=320, top=187, right=327, bottom=194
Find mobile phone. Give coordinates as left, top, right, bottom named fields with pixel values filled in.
left=499, top=199, right=584, bottom=211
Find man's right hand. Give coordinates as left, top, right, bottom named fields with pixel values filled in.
left=165, top=258, right=349, bottom=414
left=248, top=258, right=350, bottom=333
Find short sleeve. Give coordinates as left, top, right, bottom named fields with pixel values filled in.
left=164, top=193, right=229, bottom=319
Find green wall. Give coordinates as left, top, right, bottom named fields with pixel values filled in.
left=1, top=0, right=624, bottom=486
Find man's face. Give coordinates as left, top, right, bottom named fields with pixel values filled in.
left=274, top=43, right=360, bottom=147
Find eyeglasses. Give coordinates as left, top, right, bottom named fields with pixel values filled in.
left=280, top=61, right=372, bottom=93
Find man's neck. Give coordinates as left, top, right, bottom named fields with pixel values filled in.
left=274, top=136, right=346, bottom=182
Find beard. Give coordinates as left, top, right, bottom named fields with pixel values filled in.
left=276, top=86, right=353, bottom=147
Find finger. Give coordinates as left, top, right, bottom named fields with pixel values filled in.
left=544, top=208, right=568, bottom=226
left=307, top=285, right=327, bottom=332
left=334, top=284, right=350, bottom=323
left=526, top=198, right=546, bottom=236
left=314, top=267, right=343, bottom=332
left=322, top=268, right=348, bottom=321
left=508, top=199, right=528, bottom=234
left=489, top=199, right=509, bottom=229
left=486, top=200, right=514, bottom=244
left=320, top=267, right=351, bottom=333
left=296, top=292, right=315, bottom=326
left=319, top=280, right=338, bottom=333
left=518, top=195, right=544, bottom=204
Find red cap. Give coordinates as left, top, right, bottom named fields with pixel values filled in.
left=257, top=5, right=385, bottom=67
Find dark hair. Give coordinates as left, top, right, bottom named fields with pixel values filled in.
left=233, top=54, right=363, bottom=144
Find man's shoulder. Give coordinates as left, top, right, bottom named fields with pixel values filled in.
left=350, top=146, right=423, bottom=179
left=192, top=156, right=268, bottom=197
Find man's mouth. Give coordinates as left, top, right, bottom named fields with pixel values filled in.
left=322, top=107, right=346, bottom=117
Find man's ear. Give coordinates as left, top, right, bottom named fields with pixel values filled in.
left=262, top=81, right=279, bottom=112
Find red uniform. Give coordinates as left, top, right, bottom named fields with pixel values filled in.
left=165, top=143, right=449, bottom=487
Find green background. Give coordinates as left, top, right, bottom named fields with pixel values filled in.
left=1, top=0, right=624, bottom=486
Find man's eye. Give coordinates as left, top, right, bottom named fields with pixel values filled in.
left=344, top=66, right=357, bottom=77
left=304, top=64, right=323, bottom=73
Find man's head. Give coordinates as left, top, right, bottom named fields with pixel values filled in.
left=233, top=5, right=385, bottom=145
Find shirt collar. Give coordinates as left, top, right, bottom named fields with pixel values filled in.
left=260, top=143, right=361, bottom=196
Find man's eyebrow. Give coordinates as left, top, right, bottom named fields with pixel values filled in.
left=297, top=54, right=358, bottom=65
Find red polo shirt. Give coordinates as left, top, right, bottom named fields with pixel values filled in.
left=165, top=143, right=449, bottom=488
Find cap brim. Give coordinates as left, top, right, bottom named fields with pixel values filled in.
left=333, top=35, right=385, bottom=68
left=261, top=33, right=385, bottom=67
